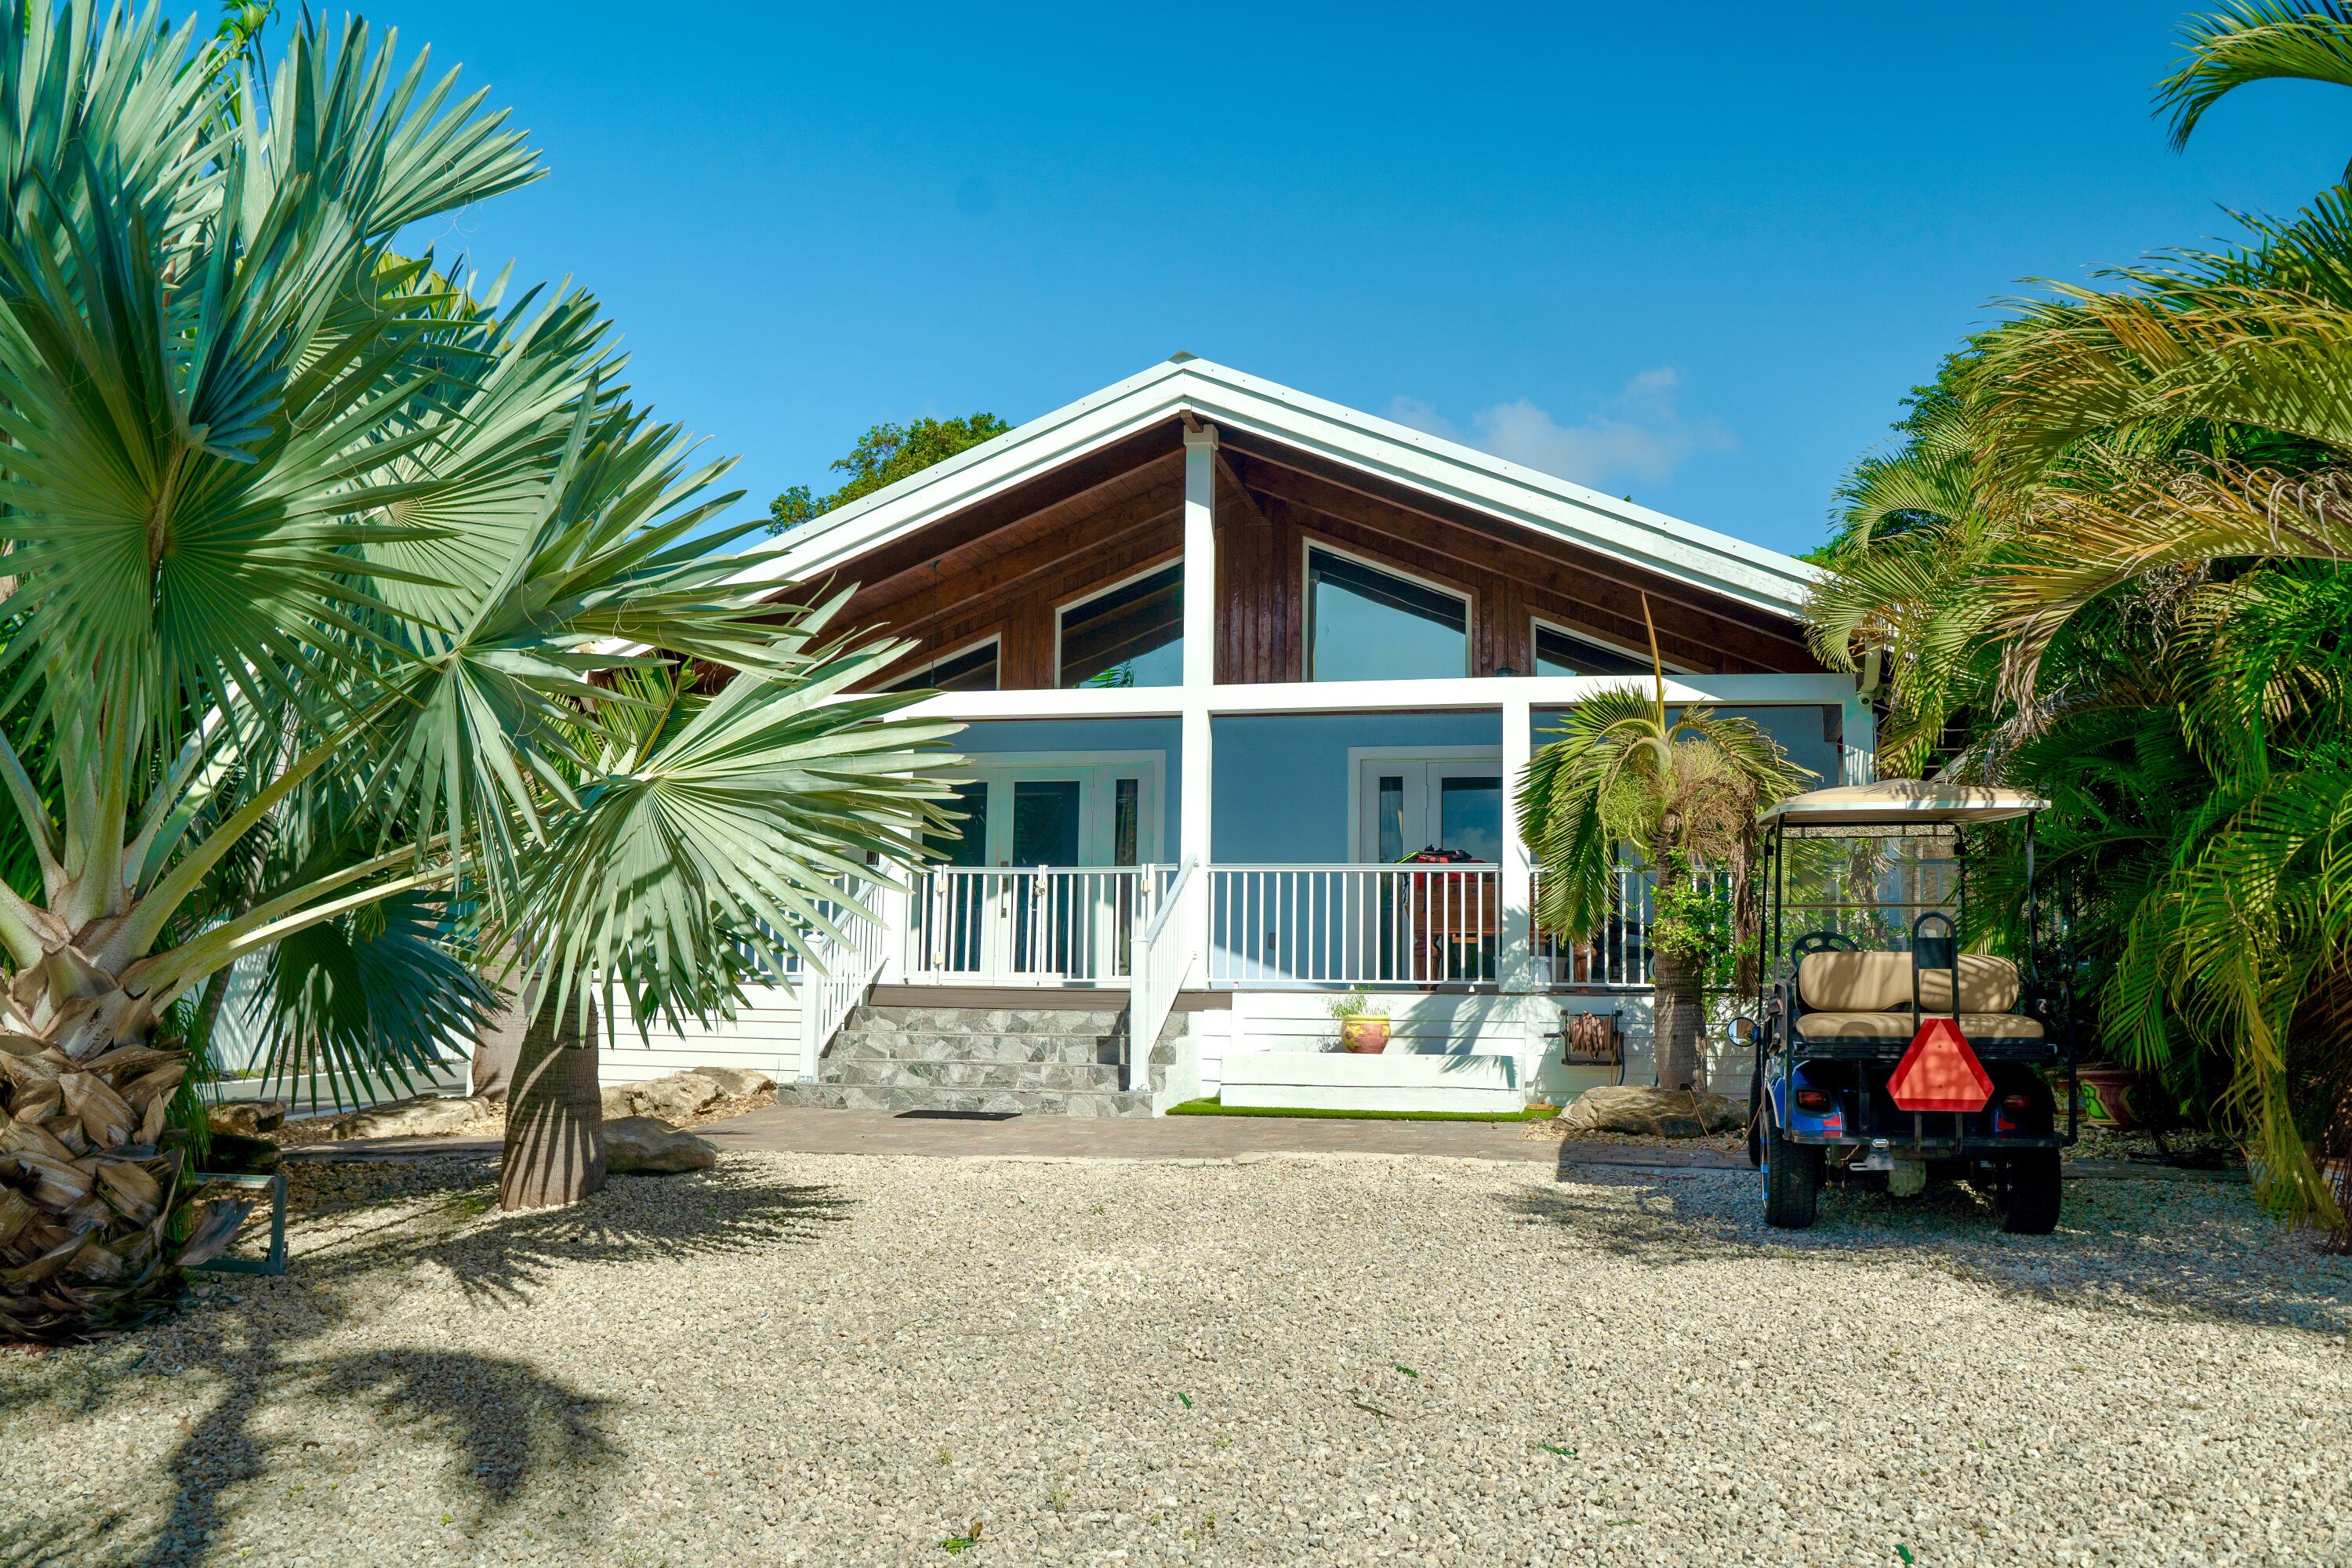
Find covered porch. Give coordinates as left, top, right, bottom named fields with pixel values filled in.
left=804, top=677, right=1866, bottom=1110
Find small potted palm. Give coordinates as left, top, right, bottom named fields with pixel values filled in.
left=1329, top=990, right=1391, bottom=1054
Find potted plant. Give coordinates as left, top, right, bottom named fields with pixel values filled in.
left=1329, top=990, right=1390, bottom=1054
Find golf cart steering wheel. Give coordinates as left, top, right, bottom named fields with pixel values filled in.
left=1790, top=930, right=1860, bottom=961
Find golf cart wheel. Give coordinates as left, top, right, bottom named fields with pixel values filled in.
left=1998, top=1149, right=2063, bottom=1235
left=1762, top=1109, right=1821, bottom=1229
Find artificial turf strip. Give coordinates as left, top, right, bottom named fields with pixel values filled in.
left=1163, top=1098, right=1561, bottom=1123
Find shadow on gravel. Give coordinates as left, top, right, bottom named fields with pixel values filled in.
left=288, top=1155, right=855, bottom=1307
left=1510, top=1165, right=2352, bottom=1338
left=0, top=1156, right=851, bottom=1568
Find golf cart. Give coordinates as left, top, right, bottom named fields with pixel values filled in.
left=1735, top=780, right=2077, bottom=1233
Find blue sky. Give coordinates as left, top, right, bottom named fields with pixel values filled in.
left=347, top=1, right=2352, bottom=557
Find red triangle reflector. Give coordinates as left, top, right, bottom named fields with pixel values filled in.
left=1887, top=1016, right=1993, bottom=1113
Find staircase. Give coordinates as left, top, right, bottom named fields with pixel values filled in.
left=776, top=1002, right=1179, bottom=1117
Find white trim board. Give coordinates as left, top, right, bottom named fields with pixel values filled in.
left=898, top=671, right=1859, bottom=722
left=742, top=358, right=1819, bottom=619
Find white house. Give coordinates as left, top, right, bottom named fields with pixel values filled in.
left=602, top=356, right=1866, bottom=1115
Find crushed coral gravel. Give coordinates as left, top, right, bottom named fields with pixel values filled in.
left=3, top=1150, right=2346, bottom=1566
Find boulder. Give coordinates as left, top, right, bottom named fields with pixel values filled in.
left=602, top=1116, right=717, bottom=1175
left=207, top=1099, right=286, bottom=1137
left=600, top=1071, right=726, bottom=1123
left=200, top=1131, right=282, bottom=1174
left=327, top=1094, right=489, bottom=1141
left=691, top=1066, right=775, bottom=1098
left=1561, top=1085, right=1743, bottom=1138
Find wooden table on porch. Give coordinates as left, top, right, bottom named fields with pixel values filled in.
left=1399, top=868, right=1499, bottom=984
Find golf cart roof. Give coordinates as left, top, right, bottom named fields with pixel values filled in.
left=1758, top=779, right=2049, bottom=827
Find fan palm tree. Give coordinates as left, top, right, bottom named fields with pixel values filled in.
left=0, top=6, right=954, bottom=1340
left=1517, top=604, right=1812, bottom=1095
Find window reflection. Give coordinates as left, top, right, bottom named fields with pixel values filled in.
left=1307, top=547, right=1468, bottom=681
left=1533, top=622, right=1650, bottom=677
left=1060, top=565, right=1182, bottom=688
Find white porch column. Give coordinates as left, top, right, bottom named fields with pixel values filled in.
left=1840, top=690, right=1877, bottom=784
left=1499, top=693, right=1536, bottom=994
left=1180, top=423, right=1218, bottom=975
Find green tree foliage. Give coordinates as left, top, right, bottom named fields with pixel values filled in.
left=0, top=4, right=955, bottom=1339
left=1518, top=604, right=1811, bottom=1093
left=1810, top=4, right=2352, bottom=1238
left=768, top=413, right=1011, bottom=534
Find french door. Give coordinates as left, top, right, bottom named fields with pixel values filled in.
left=1355, top=755, right=1504, bottom=864
left=917, top=760, right=1163, bottom=983
left=1351, top=753, right=1504, bottom=983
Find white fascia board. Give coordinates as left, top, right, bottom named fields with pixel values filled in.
left=895, top=672, right=1853, bottom=723
left=742, top=358, right=1818, bottom=620
left=1172, top=361, right=1816, bottom=617
left=740, top=359, right=1196, bottom=590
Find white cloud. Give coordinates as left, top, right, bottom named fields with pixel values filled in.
left=1385, top=368, right=1733, bottom=492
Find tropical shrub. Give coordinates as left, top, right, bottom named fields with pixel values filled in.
left=1518, top=605, right=1810, bottom=1094
left=1809, top=2, right=2352, bottom=1238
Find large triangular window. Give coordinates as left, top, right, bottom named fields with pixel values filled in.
left=1305, top=546, right=1470, bottom=681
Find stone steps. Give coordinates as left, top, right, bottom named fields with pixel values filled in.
left=786, top=1001, right=1167, bottom=1118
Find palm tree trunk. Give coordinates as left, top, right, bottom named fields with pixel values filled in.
left=0, top=964, right=230, bottom=1341
left=1653, top=949, right=1707, bottom=1094
left=498, top=998, right=605, bottom=1211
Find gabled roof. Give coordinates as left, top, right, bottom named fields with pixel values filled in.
left=744, top=356, right=1818, bottom=619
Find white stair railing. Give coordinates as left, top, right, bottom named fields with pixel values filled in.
left=796, top=877, right=898, bottom=1082
left=1126, top=855, right=1200, bottom=1092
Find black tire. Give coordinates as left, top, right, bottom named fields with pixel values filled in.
left=1762, top=1105, right=1821, bottom=1229
left=1998, top=1149, right=2063, bottom=1235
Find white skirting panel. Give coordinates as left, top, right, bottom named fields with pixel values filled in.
left=601, top=983, right=804, bottom=1087
left=1201, top=990, right=1557, bottom=1103
left=1220, top=1050, right=1523, bottom=1113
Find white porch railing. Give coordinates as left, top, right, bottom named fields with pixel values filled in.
left=1534, top=865, right=1655, bottom=989
left=1125, top=855, right=1200, bottom=1091
left=1208, top=865, right=1501, bottom=987
left=903, top=866, right=1168, bottom=986
left=796, top=879, right=898, bottom=1081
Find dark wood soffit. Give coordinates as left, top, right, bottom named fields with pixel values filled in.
left=1217, top=431, right=1816, bottom=656
left=840, top=478, right=1183, bottom=627
left=775, top=420, right=1187, bottom=610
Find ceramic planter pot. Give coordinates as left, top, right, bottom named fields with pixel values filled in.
left=2078, top=1064, right=2141, bottom=1130
left=1340, top=1017, right=1390, bottom=1054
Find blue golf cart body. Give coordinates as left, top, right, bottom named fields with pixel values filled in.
left=1734, top=781, right=2078, bottom=1232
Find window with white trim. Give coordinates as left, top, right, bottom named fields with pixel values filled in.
left=1058, top=564, right=1182, bottom=688
left=1305, top=546, right=1469, bottom=681
left=1531, top=619, right=1653, bottom=677
left=884, top=639, right=998, bottom=693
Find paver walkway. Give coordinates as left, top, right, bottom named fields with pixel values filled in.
left=698, top=1104, right=1744, bottom=1168
left=283, top=1104, right=2234, bottom=1183
left=286, top=1105, right=1744, bottom=1171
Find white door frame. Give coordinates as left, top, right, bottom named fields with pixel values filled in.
left=1347, top=746, right=1504, bottom=864
left=955, top=750, right=1166, bottom=866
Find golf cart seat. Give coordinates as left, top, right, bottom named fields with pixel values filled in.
left=1791, top=949, right=2045, bottom=1044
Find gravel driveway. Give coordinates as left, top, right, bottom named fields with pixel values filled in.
left=3, top=1151, right=2347, bottom=1567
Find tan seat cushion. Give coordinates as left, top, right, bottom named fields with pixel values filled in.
left=1916, top=955, right=2023, bottom=1014
left=1797, top=952, right=1911, bottom=1012
left=1794, top=1011, right=2044, bottom=1042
